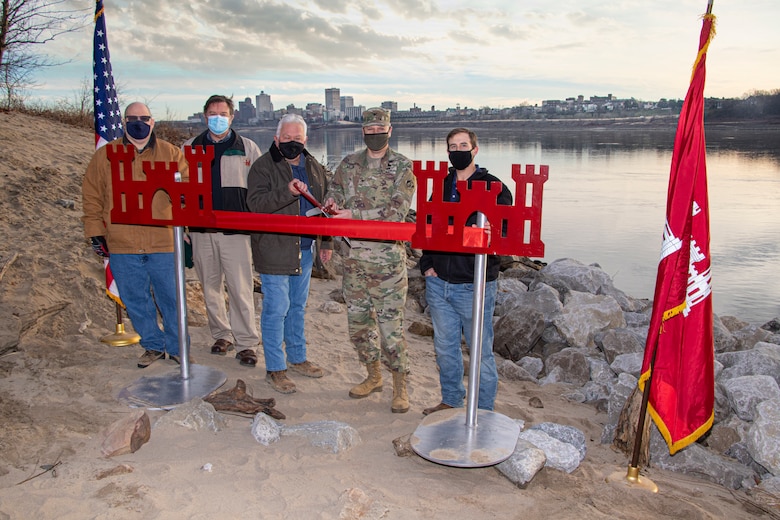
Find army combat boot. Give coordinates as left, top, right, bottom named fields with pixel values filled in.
left=349, top=360, right=383, bottom=398
left=391, top=371, right=409, bottom=413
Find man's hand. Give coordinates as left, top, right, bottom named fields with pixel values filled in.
left=290, top=179, right=308, bottom=195
left=90, top=236, right=109, bottom=257
left=320, top=249, right=333, bottom=263
left=424, top=268, right=438, bottom=277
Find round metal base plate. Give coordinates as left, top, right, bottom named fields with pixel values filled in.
left=117, top=364, right=226, bottom=410
left=411, top=408, right=520, bottom=467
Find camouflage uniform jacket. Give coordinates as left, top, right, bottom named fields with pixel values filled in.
left=328, top=148, right=416, bottom=263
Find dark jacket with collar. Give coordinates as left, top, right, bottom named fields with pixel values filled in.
left=247, top=143, right=332, bottom=275
left=419, top=167, right=512, bottom=283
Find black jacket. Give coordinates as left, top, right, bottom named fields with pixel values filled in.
left=246, top=143, right=332, bottom=275
left=419, top=167, right=512, bottom=283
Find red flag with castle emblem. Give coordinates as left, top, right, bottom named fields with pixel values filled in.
left=638, top=10, right=716, bottom=455
left=93, top=0, right=123, bottom=306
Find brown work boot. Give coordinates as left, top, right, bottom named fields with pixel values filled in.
left=391, top=371, right=409, bottom=414
left=288, top=360, right=324, bottom=378
left=349, top=360, right=383, bottom=399
left=137, top=349, right=165, bottom=368
left=422, top=402, right=453, bottom=416
left=266, top=370, right=296, bottom=394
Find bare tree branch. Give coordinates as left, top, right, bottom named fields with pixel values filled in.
left=1, top=0, right=88, bottom=107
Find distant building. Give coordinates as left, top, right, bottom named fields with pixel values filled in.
left=256, top=91, right=273, bottom=120
left=237, top=97, right=256, bottom=124
left=344, top=105, right=366, bottom=122
left=340, top=95, right=354, bottom=112
left=380, top=101, right=397, bottom=112
left=325, top=88, right=340, bottom=112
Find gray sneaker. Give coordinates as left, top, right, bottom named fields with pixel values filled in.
left=138, top=349, right=165, bottom=368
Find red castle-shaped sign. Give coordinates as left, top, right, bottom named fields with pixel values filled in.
left=108, top=144, right=547, bottom=257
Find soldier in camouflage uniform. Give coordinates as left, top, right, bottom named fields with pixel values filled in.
left=324, top=107, right=416, bottom=413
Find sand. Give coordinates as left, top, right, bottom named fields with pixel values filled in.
left=0, top=111, right=775, bottom=519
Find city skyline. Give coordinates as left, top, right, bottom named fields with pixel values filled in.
left=25, top=1, right=780, bottom=118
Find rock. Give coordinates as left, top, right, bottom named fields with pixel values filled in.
left=760, top=318, right=780, bottom=334
left=718, top=343, right=780, bottom=386
left=282, top=420, right=361, bottom=453
left=154, top=398, right=227, bottom=432
left=731, top=325, right=776, bottom=351
left=529, top=422, right=586, bottom=461
left=601, top=372, right=638, bottom=445
left=746, top=399, right=780, bottom=475
left=649, top=426, right=757, bottom=489
left=407, top=320, right=433, bottom=337
left=720, top=315, right=749, bottom=332
left=100, top=410, right=151, bottom=457
left=495, top=282, right=560, bottom=319
left=518, top=429, right=582, bottom=473
left=496, top=439, right=547, bottom=488
left=338, top=487, right=389, bottom=520
left=595, top=327, right=644, bottom=364
left=496, top=358, right=538, bottom=383
left=713, top=315, right=739, bottom=353
left=552, top=291, right=625, bottom=349
left=543, top=348, right=590, bottom=387
left=518, top=356, right=544, bottom=379
left=493, top=308, right=545, bottom=361
left=529, top=396, right=544, bottom=408
left=318, top=301, right=344, bottom=314
left=609, top=352, right=643, bottom=378
left=392, top=434, right=413, bottom=457
left=251, top=413, right=282, bottom=446
left=720, top=375, right=780, bottom=421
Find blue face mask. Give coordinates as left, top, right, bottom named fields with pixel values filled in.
left=208, top=115, right=230, bottom=135
left=125, top=120, right=151, bottom=140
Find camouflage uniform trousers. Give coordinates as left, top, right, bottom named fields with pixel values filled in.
left=342, top=256, right=409, bottom=374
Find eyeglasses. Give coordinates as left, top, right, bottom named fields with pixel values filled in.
left=126, top=115, right=152, bottom=122
left=448, top=144, right=474, bottom=152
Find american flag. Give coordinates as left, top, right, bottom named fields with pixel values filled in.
left=93, top=0, right=123, bottom=306
left=93, top=0, right=123, bottom=149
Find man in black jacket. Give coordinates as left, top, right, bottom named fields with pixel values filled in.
left=419, top=128, right=512, bottom=415
left=247, top=114, right=332, bottom=394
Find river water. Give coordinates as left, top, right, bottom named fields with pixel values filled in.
left=243, top=124, right=780, bottom=324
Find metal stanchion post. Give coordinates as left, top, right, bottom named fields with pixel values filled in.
left=116, top=172, right=226, bottom=409
left=412, top=213, right=520, bottom=467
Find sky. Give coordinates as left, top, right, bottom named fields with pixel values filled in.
left=26, top=0, right=780, bottom=119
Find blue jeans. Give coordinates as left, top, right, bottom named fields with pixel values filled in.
left=260, top=246, right=313, bottom=372
left=110, top=253, right=181, bottom=356
left=425, top=276, right=498, bottom=410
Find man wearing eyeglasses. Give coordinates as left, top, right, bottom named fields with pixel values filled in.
left=82, top=102, right=190, bottom=368
left=324, top=107, right=416, bottom=413
left=183, top=95, right=262, bottom=368
left=418, top=127, right=512, bottom=416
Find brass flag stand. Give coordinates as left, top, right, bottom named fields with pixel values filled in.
left=100, top=301, right=140, bottom=347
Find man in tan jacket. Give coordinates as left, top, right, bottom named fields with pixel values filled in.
left=82, top=102, right=189, bottom=368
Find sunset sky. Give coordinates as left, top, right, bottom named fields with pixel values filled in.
left=28, top=0, right=780, bottom=119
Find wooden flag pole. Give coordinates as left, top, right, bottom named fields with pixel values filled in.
left=607, top=0, right=714, bottom=493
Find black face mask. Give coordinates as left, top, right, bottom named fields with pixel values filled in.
left=448, top=149, right=473, bottom=170
left=364, top=132, right=389, bottom=152
left=278, top=140, right=304, bottom=159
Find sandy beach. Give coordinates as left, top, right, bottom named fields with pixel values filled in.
left=0, top=111, right=776, bottom=519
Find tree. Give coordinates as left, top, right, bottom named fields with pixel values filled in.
left=0, top=0, right=85, bottom=108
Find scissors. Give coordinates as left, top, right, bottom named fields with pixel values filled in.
left=296, top=185, right=351, bottom=247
